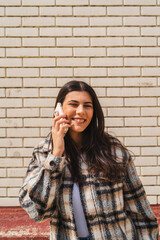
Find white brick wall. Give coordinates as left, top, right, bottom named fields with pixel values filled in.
left=0, top=1, right=160, bottom=206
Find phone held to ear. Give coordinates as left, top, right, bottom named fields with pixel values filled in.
left=54, top=102, right=68, bottom=134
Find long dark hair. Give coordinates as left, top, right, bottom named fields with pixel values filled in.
left=51, top=80, right=130, bottom=182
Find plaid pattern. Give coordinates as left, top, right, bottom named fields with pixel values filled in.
left=19, top=136, right=159, bottom=240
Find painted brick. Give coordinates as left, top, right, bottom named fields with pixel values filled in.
left=141, top=27, right=160, bottom=36
left=124, top=0, right=156, bottom=4
left=100, top=98, right=123, bottom=107
left=56, top=17, right=88, bottom=26
left=140, top=177, right=156, bottom=186
left=6, top=88, right=38, bottom=98
left=108, top=107, right=140, bottom=116
left=56, top=0, right=88, bottom=5
left=0, top=188, right=6, bottom=196
left=124, top=37, right=156, bottom=46
left=24, top=98, right=54, bottom=107
left=142, top=47, right=160, bottom=56
left=24, top=138, right=43, bottom=147
left=7, top=128, right=39, bottom=137
left=0, top=89, right=5, bottom=98
left=41, top=128, right=51, bottom=137
left=0, top=78, right=22, bottom=87
left=124, top=57, right=156, bottom=66
left=0, top=58, right=22, bottom=67
left=90, top=0, right=122, bottom=4
left=0, top=169, right=6, bottom=177
left=0, top=198, right=19, bottom=206
left=7, top=168, right=27, bottom=177
left=141, top=107, right=160, bottom=116
left=0, top=28, right=4, bottom=36
left=134, top=157, right=157, bottom=166
left=91, top=58, right=123, bottom=66
left=23, top=78, right=56, bottom=87
left=8, top=188, right=20, bottom=197
left=125, top=97, right=156, bottom=106
left=141, top=7, right=160, bottom=15
left=125, top=117, right=157, bottom=127
left=24, top=118, right=52, bottom=127
left=57, top=58, right=89, bottom=66
left=6, top=48, right=38, bottom=57
left=40, top=47, right=72, bottom=56
left=0, top=48, right=5, bottom=57
left=0, top=38, right=21, bottom=47
left=7, top=68, right=39, bottom=77
left=73, top=7, right=106, bottom=16
left=0, top=128, right=5, bottom=137
left=57, top=37, right=89, bottom=46
left=90, top=17, right=122, bottom=26
left=73, top=27, right=106, bottom=36
left=40, top=88, right=60, bottom=97
left=40, top=27, right=72, bottom=36
left=108, top=68, right=140, bottom=77
left=107, top=87, right=139, bottom=97
left=23, top=58, right=56, bottom=67
left=74, top=68, right=106, bottom=77
left=124, top=78, right=156, bottom=86
left=0, top=119, right=22, bottom=128
left=108, top=127, right=140, bottom=136
left=22, top=0, right=55, bottom=5
left=0, top=68, right=5, bottom=77
left=108, top=47, right=139, bottom=56
left=124, top=17, right=156, bottom=26
left=7, top=148, right=33, bottom=157
left=56, top=78, right=90, bottom=87
left=6, top=27, right=38, bottom=37
left=91, top=78, right=123, bottom=86
left=0, top=149, right=6, bottom=157
left=0, top=7, right=4, bottom=15
left=23, top=38, right=55, bottom=47
left=142, top=147, right=160, bottom=156
left=93, top=88, right=106, bottom=97
left=107, top=7, right=140, bottom=16
left=108, top=27, right=139, bottom=36
left=105, top=117, right=123, bottom=127
left=40, top=108, right=54, bottom=117
left=0, top=138, right=22, bottom=147
left=0, top=0, right=20, bottom=5
left=0, top=99, right=22, bottom=108
left=40, top=7, right=72, bottom=16
left=22, top=17, right=55, bottom=26
left=40, top=68, right=72, bottom=77
left=141, top=87, right=160, bottom=96
left=142, top=127, right=160, bottom=136
left=74, top=48, right=106, bottom=56
left=142, top=68, right=160, bottom=76
left=125, top=137, right=156, bottom=146
left=91, top=37, right=123, bottom=46
left=0, top=178, right=23, bottom=187
left=0, top=17, right=21, bottom=27
left=6, top=7, right=38, bottom=16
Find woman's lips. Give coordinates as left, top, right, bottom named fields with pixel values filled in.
left=72, top=118, right=86, bottom=123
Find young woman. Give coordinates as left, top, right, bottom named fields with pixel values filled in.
left=19, top=80, right=159, bottom=240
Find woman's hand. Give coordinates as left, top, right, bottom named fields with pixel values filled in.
left=51, top=112, right=71, bottom=157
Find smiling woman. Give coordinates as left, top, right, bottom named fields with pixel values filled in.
left=19, top=80, right=159, bottom=240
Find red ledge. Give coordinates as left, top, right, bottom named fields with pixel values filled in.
left=0, top=206, right=159, bottom=239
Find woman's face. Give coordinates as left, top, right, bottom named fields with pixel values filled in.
left=62, top=91, right=94, bottom=138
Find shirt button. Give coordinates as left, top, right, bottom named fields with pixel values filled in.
left=88, top=215, right=95, bottom=221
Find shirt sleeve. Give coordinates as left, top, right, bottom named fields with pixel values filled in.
left=123, top=159, right=159, bottom=240
left=19, top=149, right=65, bottom=222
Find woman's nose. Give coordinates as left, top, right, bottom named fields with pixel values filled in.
left=76, top=105, right=84, bottom=114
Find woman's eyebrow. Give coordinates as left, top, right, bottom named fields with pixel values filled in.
left=68, top=100, right=93, bottom=104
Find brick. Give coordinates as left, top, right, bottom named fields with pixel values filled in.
left=142, top=47, right=160, bottom=56
left=127, top=147, right=140, bottom=155
left=108, top=107, right=140, bottom=116
left=23, top=38, right=55, bottom=47
left=0, top=198, right=19, bottom=206
left=7, top=128, right=39, bottom=137
left=108, top=127, right=140, bottom=136
left=56, top=0, right=88, bottom=5
left=0, top=58, right=22, bottom=67
left=0, top=7, right=4, bottom=15
left=0, top=118, right=22, bottom=127
left=0, top=89, right=5, bottom=97
left=134, top=157, right=157, bottom=166
left=91, top=78, right=123, bottom=86
left=6, top=88, right=38, bottom=98
left=140, top=177, right=156, bottom=186
left=0, top=0, right=20, bottom=5
left=7, top=68, right=39, bottom=77
left=74, top=27, right=106, bottom=36
left=74, top=68, right=106, bottom=77
left=40, top=7, right=72, bottom=16
left=108, top=68, right=140, bottom=77
left=24, top=138, right=43, bottom=147
left=0, top=78, right=22, bottom=87
left=125, top=137, right=156, bottom=146
left=90, top=0, right=122, bottom=4
left=105, top=117, right=123, bottom=127
left=0, top=28, right=4, bottom=36
left=22, top=17, right=55, bottom=26
left=142, top=68, right=160, bottom=76
left=141, top=107, right=160, bottom=116
left=56, top=78, right=90, bottom=87
left=7, top=148, right=33, bottom=157
left=0, top=68, right=5, bottom=77
left=124, top=17, right=156, bottom=26
left=100, top=97, right=123, bottom=107
left=57, top=37, right=89, bottom=46
left=124, top=37, right=156, bottom=46
left=6, top=48, right=38, bottom=57
left=23, top=58, right=55, bottom=67
left=0, top=178, right=23, bottom=187
left=40, top=128, right=51, bottom=137
left=90, top=17, right=122, bottom=26
left=125, top=117, right=157, bottom=127
left=74, top=48, right=106, bottom=56
left=7, top=168, right=27, bottom=177
left=107, top=87, right=139, bottom=97
left=0, top=38, right=21, bottom=47
left=23, top=78, right=56, bottom=87
left=22, top=0, right=55, bottom=5
left=6, top=27, right=38, bottom=37
left=91, top=37, right=123, bottom=46
left=40, top=108, right=54, bottom=117
left=73, top=7, right=106, bottom=16
left=0, top=99, right=22, bottom=108
left=0, top=149, right=6, bottom=157
left=124, top=58, right=156, bottom=66
left=40, top=68, right=72, bottom=77
left=108, top=47, right=139, bottom=56
left=0, top=169, right=6, bottom=177
left=142, top=147, right=160, bottom=156
left=24, top=118, right=52, bottom=127
left=125, top=97, right=156, bottom=106
left=40, top=27, right=72, bottom=36
left=141, top=27, right=160, bottom=36
left=142, top=127, right=160, bottom=136
left=0, top=188, right=6, bottom=196
left=141, top=87, right=160, bottom=96
left=124, top=0, right=156, bottom=4
left=40, top=88, right=60, bottom=97
left=0, top=128, right=5, bottom=137
left=108, top=7, right=139, bottom=16
left=57, top=58, right=89, bottom=66
left=0, top=48, right=5, bottom=57
left=56, top=17, right=88, bottom=26
left=91, top=58, right=123, bottom=66
left=8, top=188, right=20, bottom=197
left=6, top=7, right=38, bottom=16
left=40, top=47, right=72, bottom=56
left=141, top=7, right=160, bottom=15
left=0, top=17, right=21, bottom=26
left=141, top=165, right=160, bottom=175
left=24, top=98, right=54, bottom=108
left=108, top=27, right=139, bottom=36
left=124, top=78, right=156, bottom=86
left=0, top=138, right=22, bottom=147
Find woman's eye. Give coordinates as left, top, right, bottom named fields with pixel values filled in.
left=69, top=103, right=78, bottom=106
left=84, top=105, right=92, bottom=108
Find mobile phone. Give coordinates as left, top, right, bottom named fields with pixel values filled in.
left=54, top=102, right=68, bottom=134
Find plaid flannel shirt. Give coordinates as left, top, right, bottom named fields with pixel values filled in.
left=19, top=136, right=159, bottom=240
